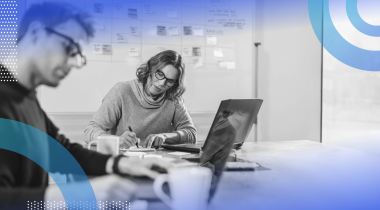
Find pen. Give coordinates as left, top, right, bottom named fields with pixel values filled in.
left=128, top=126, right=139, bottom=148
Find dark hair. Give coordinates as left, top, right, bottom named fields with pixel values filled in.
left=18, top=2, right=94, bottom=42
left=136, top=50, right=186, bottom=101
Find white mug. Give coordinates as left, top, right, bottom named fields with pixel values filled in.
left=87, top=136, right=119, bottom=156
left=153, top=167, right=212, bottom=210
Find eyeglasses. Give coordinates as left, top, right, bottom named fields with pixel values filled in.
left=154, top=69, right=177, bottom=87
left=45, top=27, right=86, bottom=68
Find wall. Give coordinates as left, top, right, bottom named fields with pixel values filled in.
left=255, top=0, right=322, bottom=142
left=32, top=0, right=256, bottom=142
left=24, top=0, right=322, bottom=143
left=39, top=0, right=255, bottom=113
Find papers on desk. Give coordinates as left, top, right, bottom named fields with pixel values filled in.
left=120, top=148, right=156, bottom=152
left=122, top=152, right=162, bottom=159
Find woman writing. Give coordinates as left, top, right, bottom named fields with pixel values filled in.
left=84, top=50, right=196, bottom=148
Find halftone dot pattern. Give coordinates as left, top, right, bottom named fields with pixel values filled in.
left=0, top=0, right=17, bottom=82
left=27, top=201, right=131, bottom=210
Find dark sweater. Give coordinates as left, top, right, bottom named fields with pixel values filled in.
left=0, top=78, right=111, bottom=208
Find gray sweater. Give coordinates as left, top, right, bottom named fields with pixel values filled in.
left=84, top=80, right=197, bottom=144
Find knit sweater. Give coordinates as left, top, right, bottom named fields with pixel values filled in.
left=0, top=72, right=111, bottom=209
left=84, top=79, right=197, bottom=144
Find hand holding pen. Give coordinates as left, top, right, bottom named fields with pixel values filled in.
left=128, top=126, right=139, bottom=148
left=119, top=126, right=140, bottom=148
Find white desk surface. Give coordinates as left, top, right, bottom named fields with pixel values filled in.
left=208, top=140, right=380, bottom=210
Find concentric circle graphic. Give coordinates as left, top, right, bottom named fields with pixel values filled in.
left=0, top=119, right=98, bottom=209
left=309, top=0, right=380, bottom=71
left=346, top=0, right=380, bottom=37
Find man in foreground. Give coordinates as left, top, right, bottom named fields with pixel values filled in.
left=0, top=2, right=171, bottom=209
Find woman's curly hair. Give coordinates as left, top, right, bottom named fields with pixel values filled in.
left=136, top=50, right=186, bottom=101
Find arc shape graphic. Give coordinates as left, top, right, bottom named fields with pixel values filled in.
left=0, top=118, right=98, bottom=209
left=346, top=0, right=380, bottom=37
left=309, top=0, right=380, bottom=71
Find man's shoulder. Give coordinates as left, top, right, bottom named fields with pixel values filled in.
left=0, top=86, right=19, bottom=120
left=0, top=82, right=24, bottom=100
left=0, top=83, right=24, bottom=117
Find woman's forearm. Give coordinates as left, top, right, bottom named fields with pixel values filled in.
left=84, top=121, right=106, bottom=143
left=162, top=132, right=181, bottom=144
left=176, top=128, right=197, bottom=144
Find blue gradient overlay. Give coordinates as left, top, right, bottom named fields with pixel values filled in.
left=0, top=119, right=98, bottom=209
left=346, top=0, right=380, bottom=37
left=7, top=0, right=380, bottom=209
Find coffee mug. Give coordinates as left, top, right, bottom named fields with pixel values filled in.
left=87, top=136, right=119, bottom=156
left=153, top=167, right=212, bottom=210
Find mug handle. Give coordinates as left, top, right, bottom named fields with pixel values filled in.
left=87, top=141, right=97, bottom=150
left=153, top=175, right=171, bottom=207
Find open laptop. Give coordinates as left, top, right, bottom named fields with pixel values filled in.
left=134, top=99, right=263, bottom=201
left=162, top=99, right=263, bottom=153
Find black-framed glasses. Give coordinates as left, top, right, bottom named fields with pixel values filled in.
left=154, top=69, right=177, bottom=87
left=45, top=27, right=86, bottom=68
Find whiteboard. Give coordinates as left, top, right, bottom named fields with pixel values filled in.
left=39, top=0, right=254, bottom=113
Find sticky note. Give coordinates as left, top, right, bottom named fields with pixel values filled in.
left=183, top=26, right=193, bottom=36
left=207, top=36, right=217, bottom=45
left=115, top=33, right=127, bottom=43
left=213, top=49, right=224, bottom=57
left=194, top=57, right=204, bottom=68
left=167, top=10, right=178, bottom=18
left=182, top=47, right=192, bottom=57
left=129, top=48, right=140, bottom=57
left=93, top=3, right=103, bottom=14
left=193, top=28, right=204, bottom=36
left=102, top=44, right=112, bottom=55
left=143, top=5, right=154, bottom=14
left=206, top=29, right=224, bottom=35
left=157, top=26, right=167, bottom=36
left=130, top=26, right=140, bottom=36
left=92, top=44, right=102, bottom=55
left=128, top=8, right=138, bottom=19
left=192, top=47, right=201, bottom=56
left=92, top=43, right=113, bottom=55
left=168, top=26, right=179, bottom=36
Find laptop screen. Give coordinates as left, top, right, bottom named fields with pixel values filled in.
left=200, top=99, right=263, bottom=176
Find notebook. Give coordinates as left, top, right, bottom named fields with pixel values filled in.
left=162, top=99, right=263, bottom=153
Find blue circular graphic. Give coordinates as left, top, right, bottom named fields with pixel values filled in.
left=309, top=0, right=380, bottom=71
left=0, top=118, right=98, bottom=209
left=346, top=0, right=380, bottom=37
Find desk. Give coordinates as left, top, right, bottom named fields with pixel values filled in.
left=140, top=140, right=380, bottom=210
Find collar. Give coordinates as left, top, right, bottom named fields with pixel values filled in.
left=0, top=64, right=35, bottom=97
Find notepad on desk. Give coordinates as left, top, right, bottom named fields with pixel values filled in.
left=120, top=148, right=156, bottom=152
